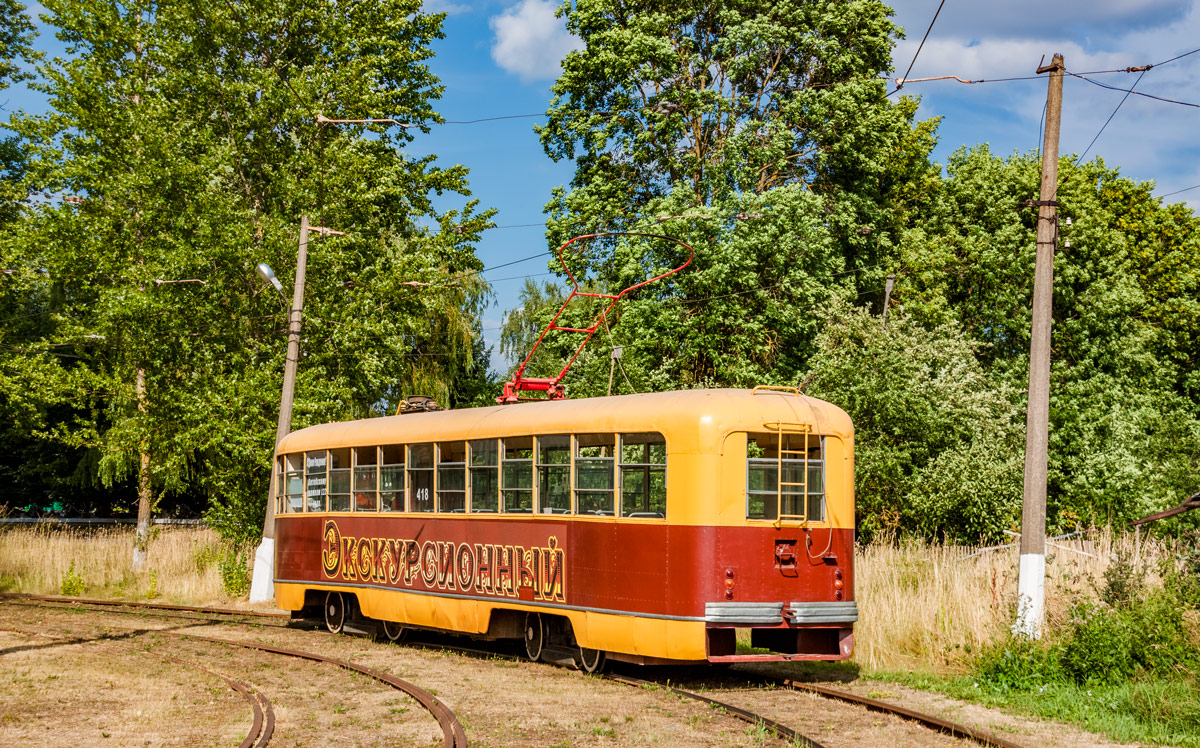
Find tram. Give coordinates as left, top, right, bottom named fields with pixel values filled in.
left=271, top=386, right=857, bottom=669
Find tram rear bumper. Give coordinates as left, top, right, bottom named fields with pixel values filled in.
left=704, top=600, right=858, bottom=626
left=704, top=601, right=857, bottom=662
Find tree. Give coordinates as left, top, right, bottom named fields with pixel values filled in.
left=897, top=146, right=1200, bottom=531
left=805, top=301, right=1024, bottom=542
left=5, top=0, right=492, bottom=556
left=504, top=0, right=937, bottom=390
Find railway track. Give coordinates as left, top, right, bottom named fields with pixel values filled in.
left=3, top=594, right=1027, bottom=748
left=1, top=624, right=276, bottom=748
left=0, top=595, right=466, bottom=748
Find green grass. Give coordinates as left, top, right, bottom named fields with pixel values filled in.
left=869, top=668, right=1200, bottom=747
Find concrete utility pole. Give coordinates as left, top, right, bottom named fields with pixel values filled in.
left=1015, top=54, right=1064, bottom=639
left=250, top=216, right=311, bottom=604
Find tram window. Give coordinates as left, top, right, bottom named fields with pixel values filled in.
left=353, top=447, right=378, bottom=512
left=538, top=435, right=572, bottom=514
left=469, top=439, right=499, bottom=513
left=380, top=444, right=405, bottom=512
left=283, top=454, right=304, bottom=513
left=620, top=433, right=666, bottom=518
left=501, top=437, right=533, bottom=513
left=328, top=448, right=351, bottom=512
left=408, top=444, right=434, bottom=513
left=575, top=434, right=615, bottom=515
left=305, top=450, right=328, bottom=512
left=437, top=441, right=466, bottom=513
left=746, top=432, right=824, bottom=521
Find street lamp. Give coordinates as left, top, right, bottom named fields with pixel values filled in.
left=249, top=217, right=346, bottom=604
left=255, top=263, right=284, bottom=294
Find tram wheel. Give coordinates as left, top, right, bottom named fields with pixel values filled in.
left=381, top=619, right=407, bottom=642
left=523, top=612, right=544, bottom=661
left=578, top=646, right=607, bottom=674
left=324, top=591, right=346, bottom=634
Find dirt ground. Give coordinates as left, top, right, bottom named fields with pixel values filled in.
left=0, top=602, right=1134, bottom=748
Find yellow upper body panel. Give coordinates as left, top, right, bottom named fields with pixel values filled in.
left=276, top=388, right=853, bottom=456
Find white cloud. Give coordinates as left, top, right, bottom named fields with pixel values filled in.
left=489, top=0, right=583, bottom=83
left=885, top=0, right=1200, bottom=211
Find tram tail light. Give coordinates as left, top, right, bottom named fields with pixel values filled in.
left=725, top=568, right=735, bottom=600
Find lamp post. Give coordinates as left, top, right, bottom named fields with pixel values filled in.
left=249, top=217, right=344, bottom=604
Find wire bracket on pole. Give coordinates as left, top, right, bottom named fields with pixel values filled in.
left=498, top=232, right=694, bottom=404
left=1019, top=200, right=1060, bottom=208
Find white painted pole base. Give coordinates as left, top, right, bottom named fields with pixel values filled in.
left=248, top=537, right=275, bottom=604
left=1013, top=553, right=1045, bottom=639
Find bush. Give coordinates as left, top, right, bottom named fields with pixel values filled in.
left=973, top=637, right=1064, bottom=694
left=59, top=561, right=85, bottom=596
left=1059, top=604, right=1134, bottom=685
left=219, top=549, right=251, bottom=598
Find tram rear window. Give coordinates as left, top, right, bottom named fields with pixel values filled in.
left=746, top=432, right=824, bottom=522
left=275, top=430, right=668, bottom=519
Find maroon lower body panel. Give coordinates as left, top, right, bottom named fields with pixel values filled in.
left=275, top=515, right=855, bottom=659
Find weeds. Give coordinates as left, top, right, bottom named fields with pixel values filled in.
left=218, top=548, right=251, bottom=598
left=60, top=561, right=85, bottom=596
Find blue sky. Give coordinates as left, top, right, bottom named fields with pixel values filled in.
left=8, top=1, right=1200, bottom=372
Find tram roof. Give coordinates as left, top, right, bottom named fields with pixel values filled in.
left=276, top=388, right=853, bottom=454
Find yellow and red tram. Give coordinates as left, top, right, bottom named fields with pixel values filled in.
left=272, top=386, right=856, bottom=669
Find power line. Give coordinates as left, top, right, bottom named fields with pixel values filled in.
left=890, top=0, right=949, bottom=95
left=1158, top=183, right=1200, bottom=199
left=1079, top=68, right=1147, bottom=161
left=1066, top=70, right=1200, bottom=109
left=1150, top=46, right=1200, bottom=68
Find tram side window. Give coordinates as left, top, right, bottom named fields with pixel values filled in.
left=327, top=448, right=351, bottom=511
left=438, top=441, right=466, bottom=513
left=575, top=434, right=615, bottom=515
left=537, top=435, right=571, bottom=514
left=409, top=444, right=434, bottom=512
left=746, top=432, right=824, bottom=521
left=380, top=445, right=405, bottom=512
left=282, top=454, right=304, bottom=514
left=501, top=437, right=533, bottom=513
left=469, top=439, right=499, bottom=513
left=305, top=450, right=327, bottom=512
left=353, top=447, right=378, bottom=511
left=620, top=433, right=666, bottom=518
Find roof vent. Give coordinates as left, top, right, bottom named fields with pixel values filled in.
left=398, top=395, right=441, bottom=415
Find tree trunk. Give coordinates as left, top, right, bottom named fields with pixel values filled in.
left=132, top=366, right=151, bottom=571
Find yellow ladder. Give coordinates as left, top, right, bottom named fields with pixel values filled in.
left=766, top=421, right=811, bottom=525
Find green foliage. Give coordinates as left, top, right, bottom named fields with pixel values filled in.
left=976, top=542, right=1200, bottom=692
left=1, top=0, right=494, bottom=537
left=1125, top=679, right=1200, bottom=735
left=972, top=636, right=1063, bottom=694
left=901, top=147, right=1200, bottom=532
left=805, top=302, right=1023, bottom=541
left=59, top=561, right=84, bottom=596
left=511, top=0, right=937, bottom=398
left=219, top=549, right=251, bottom=598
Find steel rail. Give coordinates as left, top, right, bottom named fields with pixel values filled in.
left=604, top=673, right=828, bottom=748
left=177, top=633, right=467, bottom=748
left=771, top=678, right=1026, bottom=748
left=153, top=650, right=275, bottom=748
left=2, top=597, right=465, bottom=748
left=0, top=592, right=287, bottom=619
left=400, top=641, right=830, bottom=747
left=5, top=595, right=1029, bottom=748
left=0, top=624, right=275, bottom=748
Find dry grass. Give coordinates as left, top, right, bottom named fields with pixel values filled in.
left=0, top=524, right=1169, bottom=674
left=854, top=528, right=1167, bottom=674
left=0, top=524, right=240, bottom=605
